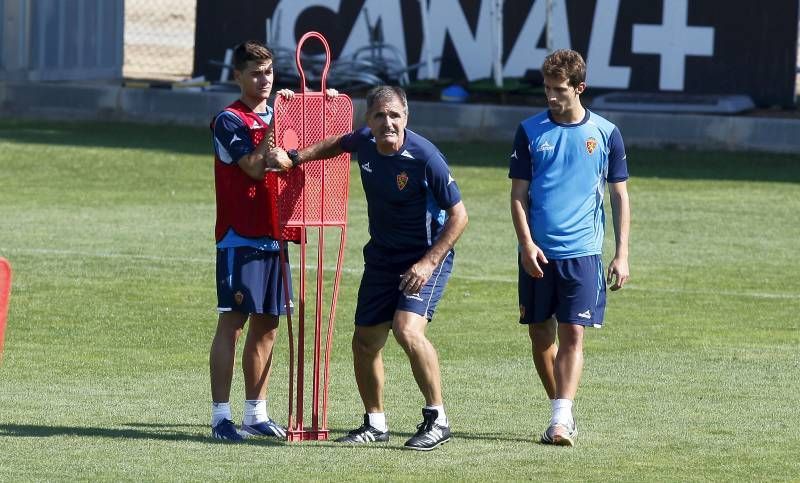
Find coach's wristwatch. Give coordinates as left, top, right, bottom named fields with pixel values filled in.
left=286, top=149, right=301, bottom=167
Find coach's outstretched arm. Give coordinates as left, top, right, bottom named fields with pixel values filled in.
left=398, top=201, right=468, bottom=296
left=267, top=135, right=345, bottom=167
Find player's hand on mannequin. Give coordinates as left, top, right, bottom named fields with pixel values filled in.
left=399, top=259, right=436, bottom=295
left=521, top=242, right=548, bottom=278
left=266, top=148, right=292, bottom=172
left=607, top=257, right=629, bottom=291
left=277, top=88, right=337, bottom=99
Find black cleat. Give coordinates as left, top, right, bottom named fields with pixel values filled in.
left=335, top=414, right=389, bottom=444
left=403, top=408, right=451, bottom=451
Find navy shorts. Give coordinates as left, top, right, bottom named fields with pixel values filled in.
left=518, top=254, right=606, bottom=327
left=354, top=251, right=454, bottom=326
left=216, top=246, right=292, bottom=315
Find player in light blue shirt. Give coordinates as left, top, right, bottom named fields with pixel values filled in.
left=509, top=49, right=631, bottom=446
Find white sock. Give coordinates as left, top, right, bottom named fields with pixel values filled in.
left=367, top=412, right=387, bottom=432
left=211, top=402, right=232, bottom=427
left=425, top=405, right=448, bottom=427
left=551, top=398, right=573, bottom=426
left=243, top=399, right=269, bottom=426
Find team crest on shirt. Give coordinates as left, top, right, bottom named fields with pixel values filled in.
left=586, top=137, right=598, bottom=155
left=396, top=171, right=409, bottom=191
left=234, top=291, right=244, bottom=305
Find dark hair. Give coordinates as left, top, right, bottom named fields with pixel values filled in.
left=541, top=49, right=586, bottom=88
left=365, top=85, right=408, bottom=115
left=232, top=40, right=274, bottom=72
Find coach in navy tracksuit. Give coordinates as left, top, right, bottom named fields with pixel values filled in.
left=271, top=86, right=468, bottom=451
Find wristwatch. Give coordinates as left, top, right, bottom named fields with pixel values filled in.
left=286, top=149, right=301, bottom=167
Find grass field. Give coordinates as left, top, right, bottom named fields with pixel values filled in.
left=1, top=120, right=799, bottom=481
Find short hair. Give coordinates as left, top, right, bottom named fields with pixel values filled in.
left=232, top=40, right=273, bottom=72
left=366, top=85, right=408, bottom=115
left=541, top=49, right=586, bottom=88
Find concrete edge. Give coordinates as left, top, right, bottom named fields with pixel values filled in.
left=1, top=81, right=798, bottom=154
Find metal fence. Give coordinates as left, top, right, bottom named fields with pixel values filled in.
left=123, top=0, right=195, bottom=80
left=0, top=0, right=123, bottom=81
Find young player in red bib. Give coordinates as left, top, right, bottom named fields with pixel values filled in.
left=208, top=40, right=296, bottom=442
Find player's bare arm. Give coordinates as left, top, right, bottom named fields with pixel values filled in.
left=607, top=180, right=630, bottom=290
left=237, top=133, right=290, bottom=179
left=399, top=201, right=468, bottom=295
left=510, top=178, right=548, bottom=278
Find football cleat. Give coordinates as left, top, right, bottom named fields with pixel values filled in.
left=541, top=420, right=578, bottom=446
left=240, top=418, right=287, bottom=438
left=403, top=408, right=451, bottom=451
left=335, top=414, right=389, bottom=444
left=211, top=418, right=244, bottom=442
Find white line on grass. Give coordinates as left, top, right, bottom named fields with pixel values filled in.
left=3, top=246, right=800, bottom=300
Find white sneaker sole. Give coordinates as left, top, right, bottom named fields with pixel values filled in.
left=552, top=434, right=575, bottom=446
left=240, top=426, right=285, bottom=439
left=541, top=424, right=577, bottom=446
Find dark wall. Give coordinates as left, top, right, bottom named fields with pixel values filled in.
left=194, top=0, right=798, bottom=107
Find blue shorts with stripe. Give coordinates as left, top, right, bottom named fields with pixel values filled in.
left=216, top=246, right=292, bottom=315
left=355, top=251, right=454, bottom=326
left=518, top=254, right=606, bottom=327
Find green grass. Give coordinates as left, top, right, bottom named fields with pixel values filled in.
left=1, top=120, right=799, bottom=481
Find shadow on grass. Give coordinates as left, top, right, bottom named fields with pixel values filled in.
left=322, top=429, right=533, bottom=446
left=5, top=120, right=794, bottom=184
left=438, top=142, right=800, bottom=184
left=0, top=423, right=401, bottom=449
left=0, top=120, right=208, bottom=156
left=0, top=423, right=534, bottom=449
left=626, top=148, right=800, bottom=183
left=451, top=431, right=534, bottom=444
left=0, top=423, right=282, bottom=446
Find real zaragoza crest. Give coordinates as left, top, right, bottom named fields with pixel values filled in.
left=396, top=171, right=409, bottom=190
left=586, top=137, right=598, bottom=154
